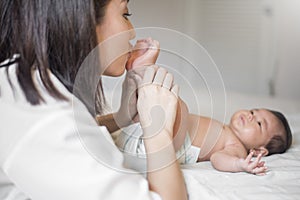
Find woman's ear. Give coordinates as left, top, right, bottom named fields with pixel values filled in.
left=250, top=147, right=269, bottom=157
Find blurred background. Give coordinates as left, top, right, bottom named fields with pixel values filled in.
left=128, top=0, right=300, bottom=100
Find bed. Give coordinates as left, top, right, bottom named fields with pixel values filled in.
left=103, top=76, right=300, bottom=200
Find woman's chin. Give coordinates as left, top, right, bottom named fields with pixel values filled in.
left=103, top=67, right=126, bottom=77
left=102, top=56, right=128, bottom=76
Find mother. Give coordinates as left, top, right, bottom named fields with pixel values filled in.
left=0, top=0, right=187, bottom=200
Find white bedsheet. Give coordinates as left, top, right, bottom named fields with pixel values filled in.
left=182, top=91, right=300, bottom=200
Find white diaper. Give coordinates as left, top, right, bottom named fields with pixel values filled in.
left=115, top=123, right=201, bottom=172
left=176, top=132, right=201, bottom=165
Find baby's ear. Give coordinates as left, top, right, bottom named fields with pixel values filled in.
left=250, top=147, right=269, bottom=157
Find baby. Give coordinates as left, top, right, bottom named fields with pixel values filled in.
left=117, top=39, right=293, bottom=176
left=117, top=106, right=292, bottom=175
left=184, top=107, right=292, bottom=175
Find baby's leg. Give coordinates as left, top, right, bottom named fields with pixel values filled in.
left=173, top=98, right=190, bottom=151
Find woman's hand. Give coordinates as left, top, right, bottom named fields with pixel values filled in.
left=137, top=66, right=179, bottom=138
left=126, top=38, right=160, bottom=70
left=114, top=69, right=142, bottom=128
left=137, top=66, right=187, bottom=200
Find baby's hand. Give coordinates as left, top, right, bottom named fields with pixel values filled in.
left=236, top=151, right=268, bottom=175
left=126, top=38, right=160, bottom=70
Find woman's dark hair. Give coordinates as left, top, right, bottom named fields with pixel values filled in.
left=265, top=109, right=293, bottom=155
left=0, top=0, right=111, bottom=114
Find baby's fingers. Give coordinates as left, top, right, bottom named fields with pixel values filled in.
left=245, top=151, right=254, bottom=163
left=257, top=161, right=265, bottom=167
left=251, top=166, right=268, bottom=175
left=250, top=153, right=263, bottom=168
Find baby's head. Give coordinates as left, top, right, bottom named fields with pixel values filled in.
left=265, top=110, right=292, bottom=155
left=229, top=109, right=292, bottom=156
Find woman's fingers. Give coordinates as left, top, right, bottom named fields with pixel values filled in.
left=153, top=68, right=167, bottom=86
left=142, top=67, right=155, bottom=85
left=171, top=84, right=179, bottom=97
left=162, top=73, right=173, bottom=89
left=140, top=66, right=179, bottom=98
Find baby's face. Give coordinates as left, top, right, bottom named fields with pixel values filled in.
left=229, top=109, right=284, bottom=149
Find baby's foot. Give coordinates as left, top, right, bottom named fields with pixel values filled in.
left=126, top=38, right=160, bottom=70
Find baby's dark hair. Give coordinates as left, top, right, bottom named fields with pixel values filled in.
left=265, top=110, right=292, bottom=156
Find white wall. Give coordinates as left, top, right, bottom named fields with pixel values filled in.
left=186, top=0, right=262, bottom=95
left=273, top=0, right=300, bottom=99
left=129, top=0, right=187, bottom=32
left=127, top=0, right=300, bottom=100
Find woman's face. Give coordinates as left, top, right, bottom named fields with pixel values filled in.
left=96, top=0, right=135, bottom=76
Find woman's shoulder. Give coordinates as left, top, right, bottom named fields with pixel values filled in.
left=0, top=58, right=73, bottom=105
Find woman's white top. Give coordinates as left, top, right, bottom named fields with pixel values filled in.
left=0, top=61, right=160, bottom=200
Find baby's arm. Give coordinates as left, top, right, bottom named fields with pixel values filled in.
left=210, top=147, right=268, bottom=175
